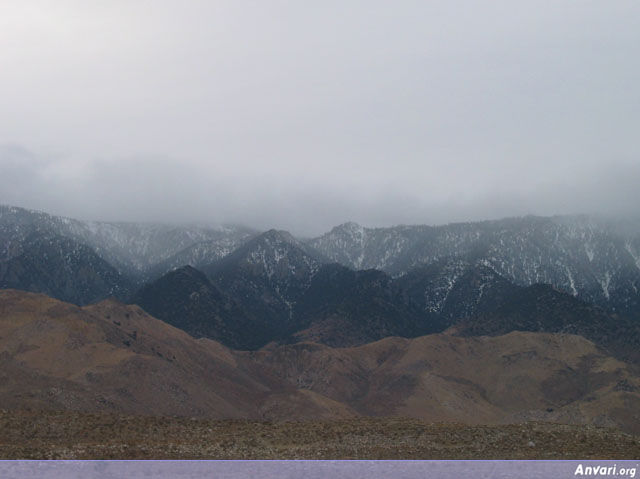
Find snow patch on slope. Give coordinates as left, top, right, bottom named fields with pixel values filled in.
left=585, top=244, right=595, bottom=262
left=600, top=271, right=612, bottom=300
left=565, top=267, right=578, bottom=296
left=625, top=242, right=640, bottom=271
left=423, top=261, right=467, bottom=313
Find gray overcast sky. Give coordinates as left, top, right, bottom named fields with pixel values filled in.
left=1, top=1, right=639, bottom=235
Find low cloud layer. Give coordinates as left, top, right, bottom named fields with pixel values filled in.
left=1, top=2, right=639, bottom=235
left=1, top=144, right=638, bottom=235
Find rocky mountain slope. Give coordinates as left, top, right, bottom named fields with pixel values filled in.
left=3, top=204, right=640, bottom=355
left=395, top=260, right=520, bottom=330
left=203, top=230, right=324, bottom=344
left=289, top=263, right=430, bottom=347
left=132, top=262, right=432, bottom=350
left=0, top=205, right=255, bottom=305
left=450, top=283, right=640, bottom=363
left=134, top=250, right=441, bottom=350
left=131, top=257, right=639, bottom=360
left=0, top=232, right=132, bottom=305
left=0, top=204, right=254, bottom=280
left=130, top=266, right=257, bottom=350
left=309, top=216, right=640, bottom=318
left=394, top=259, right=640, bottom=363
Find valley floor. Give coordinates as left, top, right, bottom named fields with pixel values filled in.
left=1, top=410, right=638, bottom=460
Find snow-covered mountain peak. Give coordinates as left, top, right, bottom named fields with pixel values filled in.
left=241, top=230, right=319, bottom=277
left=257, top=229, right=298, bottom=247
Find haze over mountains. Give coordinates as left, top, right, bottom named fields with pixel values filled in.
left=2, top=204, right=640, bottom=356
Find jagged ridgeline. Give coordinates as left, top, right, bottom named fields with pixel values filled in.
left=1, top=204, right=640, bottom=358
left=310, top=217, right=640, bottom=317
left=0, top=205, right=256, bottom=304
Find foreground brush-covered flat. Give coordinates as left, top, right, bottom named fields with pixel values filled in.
left=0, top=411, right=638, bottom=460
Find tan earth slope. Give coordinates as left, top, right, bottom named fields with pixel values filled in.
left=1, top=289, right=639, bottom=435
left=0, top=289, right=353, bottom=419
left=239, top=333, right=640, bottom=433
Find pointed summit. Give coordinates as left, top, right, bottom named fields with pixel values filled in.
left=208, top=229, right=323, bottom=281
left=258, top=228, right=298, bottom=244
left=309, top=222, right=371, bottom=269
left=203, top=229, right=325, bottom=344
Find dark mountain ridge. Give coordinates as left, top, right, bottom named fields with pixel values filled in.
left=133, top=229, right=436, bottom=350
left=130, top=255, right=640, bottom=363
left=130, top=265, right=257, bottom=350
left=450, top=283, right=640, bottom=363
left=0, top=232, right=132, bottom=305
left=201, top=230, right=325, bottom=344
left=289, top=263, right=431, bottom=347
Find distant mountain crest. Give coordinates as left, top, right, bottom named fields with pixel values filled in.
left=0, top=204, right=255, bottom=279
left=2, top=203, right=640, bottom=326
left=308, top=215, right=640, bottom=318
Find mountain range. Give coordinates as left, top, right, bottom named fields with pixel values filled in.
left=3, top=205, right=639, bottom=309
left=1, top=204, right=639, bottom=352
left=311, top=217, right=640, bottom=317
left=3, top=204, right=640, bottom=434
left=0, top=204, right=255, bottom=283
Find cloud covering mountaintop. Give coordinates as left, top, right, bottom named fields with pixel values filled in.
left=1, top=1, right=639, bottom=235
